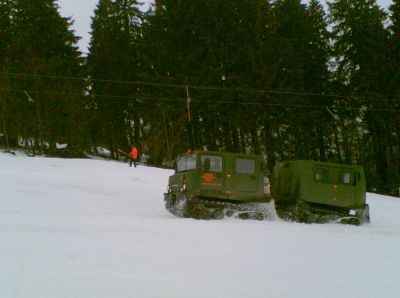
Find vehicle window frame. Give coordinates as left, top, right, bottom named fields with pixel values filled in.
left=176, top=154, right=196, bottom=172
left=235, top=158, right=256, bottom=175
left=339, top=170, right=356, bottom=185
left=201, top=155, right=222, bottom=172
left=314, top=167, right=330, bottom=183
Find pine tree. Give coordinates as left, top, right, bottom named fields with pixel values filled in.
left=387, top=0, right=400, bottom=97
left=3, top=0, right=85, bottom=155
left=142, top=0, right=276, bottom=158
left=87, top=0, right=143, bottom=158
left=0, top=0, right=12, bottom=63
left=140, top=1, right=200, bottom=162
left=264, top=0, right=324, bottom=161
left=384, top=0, right=400, bottom=194
left=267, top=0, right=309, bottom=91
left=329, top=0, right=391, bottom=192
left=268, top=0, right=307, bottom=161
left=304, top=0, right=330, bottom=94
left=0, top=0, right=13, bottom=149
left=329, top=0, right=387, bottom=93
left=303, top=0, right=332, bottom=161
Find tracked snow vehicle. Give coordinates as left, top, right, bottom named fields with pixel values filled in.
left=271, top=160, right=370, bottom=225
left=164, top=151, right=275, bottom=220
left=164, top=151, right=369, bottom=225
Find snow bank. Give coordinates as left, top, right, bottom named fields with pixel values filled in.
left=1, top=152, right=399, bottom=298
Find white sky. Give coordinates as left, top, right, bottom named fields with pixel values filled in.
left=58, top=0, right=152, bottom=54
left=57, top=0, right=393, bottom=55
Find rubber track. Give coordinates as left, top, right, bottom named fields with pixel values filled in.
left=165, top=194, right=277, bottom=221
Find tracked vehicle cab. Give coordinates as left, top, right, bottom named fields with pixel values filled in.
left=164, top=151, right=273, bottom=219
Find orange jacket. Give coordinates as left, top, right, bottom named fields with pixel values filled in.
left=129, top=147, right=138, bottom=159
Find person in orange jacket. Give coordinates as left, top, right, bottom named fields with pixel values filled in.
left=128, top=146, right=138, bottom=167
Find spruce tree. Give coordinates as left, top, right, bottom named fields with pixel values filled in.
left=385, top=0, right=400, bottom=194
left=0, top=0, right=12, bottom=63
left=4, top=0, right=85, bottom=155
left=265, top=0, right=321, bottom=160
left=387, top=0, right=400, bottom=97
left=329, top=0, right=391, bottom=192
left=140, top=1, right=198, bottom=162
left=304, top=0, right=332, bottom=161
left=87, top=0, right=143, bottom=158
left=0, top=0, right=13, bottom=149
left=142, top=0, right=275, bottom=158
left=329, top=0, right=387, bottom=93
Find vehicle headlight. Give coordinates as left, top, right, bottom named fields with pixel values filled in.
left=263, top=177, right=271, bottom=195
left=180, top=183, right=187, bottom=192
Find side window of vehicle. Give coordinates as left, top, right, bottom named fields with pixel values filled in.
left=314, top=168, right=330, bottom=183
left=186, top=155, right=196, bottom=170
left=176, top=154, right=196, bottom=172
left=201, top=156, right=222, bottom=172
left=177, top=158, right=184, bottom=172
left=236, top=159, right=255, bottom=175
left=340, top=170, right=355, bottom=185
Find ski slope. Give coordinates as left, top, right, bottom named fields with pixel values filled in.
left=1, top=152, right=400, bottom=298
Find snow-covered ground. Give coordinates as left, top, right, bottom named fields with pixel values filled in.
left=1, top=152, right=400, bottom=298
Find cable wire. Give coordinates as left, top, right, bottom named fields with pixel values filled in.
left=2, top=71, right=400, bottom=103
left=1, top=87, right=399, bottom=113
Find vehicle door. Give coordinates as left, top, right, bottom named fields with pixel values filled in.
left=233, top=158, right=258, bottom=192
left=200, top=155, right=224, bottom=191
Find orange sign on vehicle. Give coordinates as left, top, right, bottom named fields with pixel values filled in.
left=201, top=173, right=222, bottom=186
left=202, top=173, right=215, bottom=182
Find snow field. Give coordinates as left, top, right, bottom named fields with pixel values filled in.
left=1, top=152, right=400, bottom=298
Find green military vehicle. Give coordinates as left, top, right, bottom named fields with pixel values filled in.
left=271, top=160, right=370, bottom=225
left=164, top=150, right=274, bottom=220
left=164, top=151, right=370, bottom=225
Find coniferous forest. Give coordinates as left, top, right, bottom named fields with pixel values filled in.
left=0, top=0, right=399, bottom=195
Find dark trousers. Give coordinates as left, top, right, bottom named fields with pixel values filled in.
left=129, top=158, right=137, bottom=167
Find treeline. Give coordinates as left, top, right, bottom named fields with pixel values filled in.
left=0, top=0, right=399, bottom=194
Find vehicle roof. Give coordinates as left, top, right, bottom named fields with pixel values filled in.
left=277, top=159, right=362, bottom=169
left=177, top=150, right=262, bottom=159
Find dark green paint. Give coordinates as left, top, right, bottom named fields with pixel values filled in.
left=271, top=160, right=367, bottom=209
left=167, top=151, right=270, bottom=203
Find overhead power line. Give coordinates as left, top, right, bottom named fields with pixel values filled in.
left=1, top=87, right=399, bottom=113
left=1, top=71, right=400, bottom=103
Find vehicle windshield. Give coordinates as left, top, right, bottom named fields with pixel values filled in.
left=176, top=154, right=196, bottom=172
